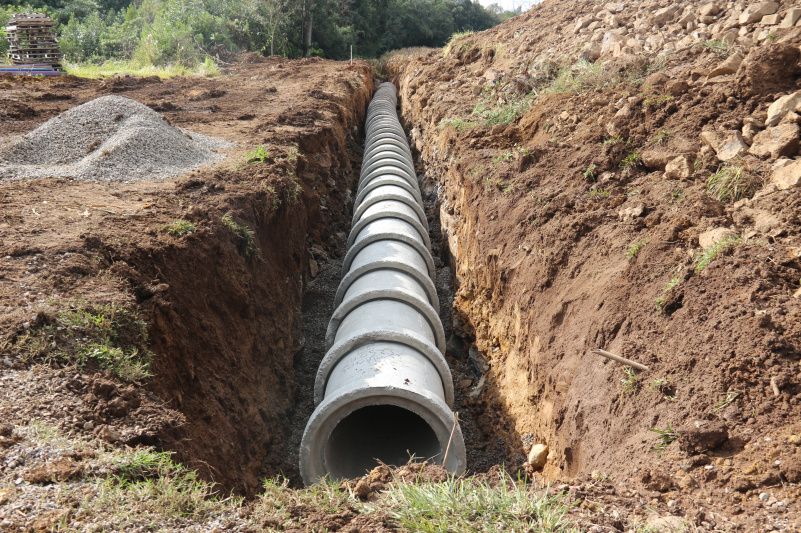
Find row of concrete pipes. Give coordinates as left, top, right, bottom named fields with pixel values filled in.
left=299, top=82, right=466, bottom=484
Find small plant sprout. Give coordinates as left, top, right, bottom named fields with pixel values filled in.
left=703, top=39, right=730, bottom=56
left=650, top=378, right=676, bottom=400
left=221, top=212, right=260, bottom=260
left=164, top=219, right=195, bottom=237
left=439, top=117, right=475, bottom=132
left=603, top=135, right=624, bottom=146
left=694, top=235, right=741, bottom=273
left=245, top=145, right=270, bottom=164
left=620, top=151, right=642, bottom=170
left=626, top=240, right=647, bottom=261
left=620, top=367, right=640, bottom=395
left=653, top=129, right=672, bottom=145
left=714, top=390, right=740, bottom=412
left=583, top=163, right=597, bottom=182
left=651, top=425, right=678, bottom=450
left=589, top=188, right=611, bottom=199
left=642, top=94, right=674, bottom=109
left=655, top=275, right=682, bottom=309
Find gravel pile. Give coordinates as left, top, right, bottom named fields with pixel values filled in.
left=0, top=95, right=230, bottom=182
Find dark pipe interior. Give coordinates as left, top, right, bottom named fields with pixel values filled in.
left=324, top=404, right=441, bottom=479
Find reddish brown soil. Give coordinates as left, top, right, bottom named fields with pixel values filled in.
left=0, top=56, right=373, bottom=495
left=387, top=3, right=801, bottom=529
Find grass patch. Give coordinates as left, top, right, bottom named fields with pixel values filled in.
left=626, top=240, right=647, bottom=260
left=642, top=94, right=674, bottom=110
left=443, top=31, right=475, bottom=57
left=706, top=164, right=759, bottom=203
left=94, top=448, right=239, bottom=525
left=588, top=188, right=611, bottom=199
left=15, top=304, right=152, bottom=382
left=377, top=469, right=575, bottom=532
left=245, top=145, right=271, bottom=164
left=650, top=425, right=678, bottom=450
left=164, top=220, right=196, bottom=237
left=620, top=367, right=640, bottom=395
left=472, top=93, right=535, bottom=127
left=221, top=213, right=259, bottom=260
left=602, top=135, right=624, bottom=146
left=544, top=59, right=608, bottom=94
left=702, top=39, right=730, bottom=57
left=583, top=163, right=597, bottom=182
left=620, top=151, right=642, bottom=170
left=439, top=117, right=477, bottom=132
left=652, top=129, right=672, bottom=145
left=64, top=57, right=219, bottom=79
left=694, top=236, right=741, bottom=273
left=655, top=275, right=682, bottom=309
left=258, top=477, right=353, bottom=527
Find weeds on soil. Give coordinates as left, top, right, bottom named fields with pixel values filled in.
left=626, top=240, right=647, bottom=260
left=707, top=164, right=759, bottom=203
left=655, top=275, right=682, bottom=310
left=245, top=145, right=271, bottom=164
left=15, top=304, right=152, bottom=382
left=620, top=367, right=640, bottom=395
left=221, top=212, right=260, bottom=260
left=694, top=236, right=741, bottom=273
left=714, top=390, right=741, bottom=412
left=164, top=219, right=196, bottom=237
left=650, top=425, right=678, bottom=451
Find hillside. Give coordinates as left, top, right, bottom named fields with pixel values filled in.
left=0, top=0, right=800, bottom=531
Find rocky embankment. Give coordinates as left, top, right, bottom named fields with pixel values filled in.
left=387, top=0, right=801, bottom=529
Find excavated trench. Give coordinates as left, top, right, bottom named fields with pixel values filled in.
left=137, top=77, right=524, bottom=495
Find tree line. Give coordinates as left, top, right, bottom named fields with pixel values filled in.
left=0, top=0, right=520, bottom=66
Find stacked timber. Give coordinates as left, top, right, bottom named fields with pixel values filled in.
left=5, top=13, right=63, bottom=68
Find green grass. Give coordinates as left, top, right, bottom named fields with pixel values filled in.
left=588, top=188, right=611, bottom=199
left=620, top=151, right=642, bottom=170
left=95, top=448, right=239, bottom=524
left=245, top=145, right=271, bottom=164
left=15, top=304, right=152, bottom=382
left=377, top=470, right=575, bottom=532
left=64, top=57, right=219, bottom=79
left=164, top=220, right=196, bottom=237
left=221, top=213, right=259, bottom=260
left=702, top=39, right=730, bottom=57
left=706, top=164, right=759, bottom=203
left=652, top=129, right=672, bottom=145
left=472, top=93, right=535, bottom=127
left=649, top=378, right=676, bottom=400
left=650, top=425, right=678, bottom=450
left=620, top=367, right=640, bottom=395
left=439, top=117, right=477, bottom=132
left=626, top=240, right=647, bottom=260
left=583, top=163, right=597, bottom=182
left=544, top=59, right=608, bottom=94
left=642, top=94, right=674, bottom=109
left=602, top=135, right=624, bottom=146
left=694, top=235, right=741, bottom=273
left=655, top=275, right=682, bottom=309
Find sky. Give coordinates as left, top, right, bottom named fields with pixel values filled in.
left=478, top=0, right=538, bottom=11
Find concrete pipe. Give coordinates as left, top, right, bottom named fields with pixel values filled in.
left=300, top=82, right=466, bottom=484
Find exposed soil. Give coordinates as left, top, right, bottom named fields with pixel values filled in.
left=386, top=0, right=801, bottom=529
left=0, top=56, right=373, bottom=497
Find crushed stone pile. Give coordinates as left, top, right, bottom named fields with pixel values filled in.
left=0, top=95, right=230, bottom=182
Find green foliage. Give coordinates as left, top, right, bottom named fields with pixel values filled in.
left=443, top=30, right=474, bottom=56
left=377, top=469, right=575, bottom=532
left=650, top=378, right=676, bottom=400
left=439, top=117, right=476, bottom=132
left=221, top=212, right=259, bottom=260
left=650, top=425, right=678, bottom=450
left=620, top=367, right=640, bottom=395
left=642, top=93, right=673, bottom=110
left=620, top=151, right=642, bottom=170
left=15, top=304, right=152, bottom=382
left=652, top=129, right=672, bottom=145
left=602, top=135, right=623, bottom=146
left=626, top=240, right=647, bottom=260
left=655, top=275, right=682, bottom=309
left=588, top=188, right=611, bottom=199
left=583, top=163, right=597, bottom=182
left=694, top=236, right=741, bottom=273
left=164, top=219, right=196, bottom=237
left=544, top=59, right=608, bottom=94
left=702, top=39, right=730, bottom=56
left=472, top=92, right=535, bottom=127
left=706, top=164, right=758, bottom=203
left=246, top=145, right=271, bottom=164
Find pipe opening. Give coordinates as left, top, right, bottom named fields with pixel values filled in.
left=324, top=404, right=441, bottom=478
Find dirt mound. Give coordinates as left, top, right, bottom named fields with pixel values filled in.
left=387, top=0, right=801, bottom=529
left=0, top=95, right=229, bottom=182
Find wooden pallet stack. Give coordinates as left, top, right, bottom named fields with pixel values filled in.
left=5, top=13, right=63, bottom=68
